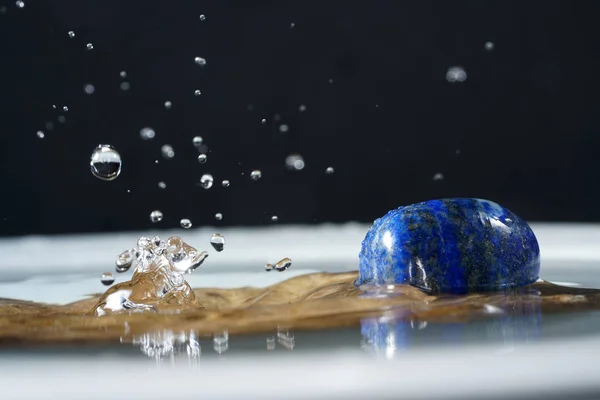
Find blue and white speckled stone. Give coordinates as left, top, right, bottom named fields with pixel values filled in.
left=356, top=198, right=540, bottom=294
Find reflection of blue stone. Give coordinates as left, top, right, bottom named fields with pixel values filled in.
left=356, top=198, right=540, bottom=294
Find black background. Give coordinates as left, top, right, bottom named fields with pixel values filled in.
left=1, top=0, right=600, bottom=236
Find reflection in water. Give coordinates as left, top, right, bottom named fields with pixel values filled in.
left=213, top=330, right=229, bottom=354
left=277, top=327, right=295, bottom=350
left=129, top=330, right=201, bottom=366
left=361, top=289, right=542, bottom=358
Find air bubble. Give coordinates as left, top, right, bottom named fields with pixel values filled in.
left=285, top=154, right=305, bottom=171
left=194, top=57, right=207, bottom=66
left=200, top=174, right=214, bottom=189
left=150, top=210, right=163, bottom=223
left=250, top=170, right=262, bottom=181
left=36, top=131, right=44, bottom=139
left=275, top=257, right=292, bottom=272
left=86, top=43, right=94, bottom=50
left=194, top=89, right=201, bottom=96
left=197, top=154, right=207, bottom=164
left=279, top=124, right=289, bottom=133
left=433, top=173, right=444, bottom=181
left=115, top=249, right=135, bottom=273
left=68, top=31, right=75, bottom=38
left=101, top=272, right=115, bottom=286
left=446, top=66, right=467, bottom=83
left=214, top=213, right=223, bottom=221
left=84, top=84, right=95, bottom=94
left=164, top=101, right=172, bottom=110
left=161, top=144, right=175, bottom=159
left=158, top=181, right=167, bottom=189
left=210, top=233, right=225, bottom=252
left=221, top=180, right=230, bottom=187
left=326, top=167, right=334, bottom=174
left=180, top=219, right=192, bottom=229
left=90, top=145, right=122, bottom=181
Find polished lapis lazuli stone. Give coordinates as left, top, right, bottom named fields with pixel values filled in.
left=356, top=198, right=540, bottom=294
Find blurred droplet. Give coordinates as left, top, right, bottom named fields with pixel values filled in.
left=15, top=1, right=24, bottom=8
left=290, top=22, right=295, bottom=28
left=285, top=154, right=305, bottom=171
left=221, top=180, right=230, bottom=187
left=84, top=84, right=95, bottom=94
left=194, top=57, right=207, bottom=66
left=57, top=115, right=66, bottom=123
left=0, top=6, right=7, bottom=13
left=328, top=78, right=333, bottom=84
left=298, top=104, right=306, bottom=112
left=279, top=124, right=289, bottom=133
left=119, top=71, right=127, bottom=78
left=446, top=66, right=467, bottom=83
left=194, top=89, right=201, bottom=96
left=326, top=167, right=334, bottom=174
left=140, top=127, right=155, bottom=140
left=199, top=14, right=206, bottom=21
left=45, top=121, right=54, bottom=130
left=260, top=118, right=266, bottom=124
left=36, top=131, right=44, bottom=139
left=180, top=219, right=192, bottom=229
left=275, top=258, right=292, bottom=272
left=265, top=263, right=273, bottom=272
left=273, top=114, right=282, bottom=122
left=213, top=330, right=228, bottom=354
left=101, top=272, right=115, bottom=286
left=161, top=144, right=175, bottom=159
left=158, top=181, right=167, bottom=189
left=197, top=154, right=207, bottom=164
left=62, top=106, right=68, bottom=112
left=433, top=173, right=444, bottom=181
left=150, top=210, right=163, bottom=223
left=90, top=145, right=122, bottom=181
left=164, top=101, right=172, bottom=110
left=120, top=82, right=130, bottom=91
left=214, top=213, right=223, bottom=221
left=250, top=170, right=262, bottom=181
left=192, top=136, right=203, bottom=147
left=210, top=233, right=225, bottom=251
left=200, top=174, right=214, bottom=189
left=271, top=215, right=278, bottom=222
left=86, top=43, right=94, bottom=50
left=485, top=41, right=494, bottom=51
left=67, top=31, right=75, bottom=38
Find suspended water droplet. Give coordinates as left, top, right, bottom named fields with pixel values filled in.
left=194, top=89, right=201, bottom=96
left=446, top=66, right=467, bottom=83
left=161, top=144, right=175, bottom=159
left=194, top=57, right=207, bottom=66
left=84, top=84, right=95, bottom=94
left=199, top=14, right=206, bottom=21
left=485, top=41, right=494, bottom=51
left=433, top=173, right=444, bottom=181
left=90, top=145, right=122, bottom=181
left=250, top=170, right=262, bottom=181
left=285, top=154, right=305, bottom=170
left=68, top=31, right=75, bottom=38
left=197, top=154, right=207, bottom=164
left=192, top=136, right=203, bottom=147
left=200, top=174, right=214, bottom=189
left=158, top=181, right=167, bottom=189
left=274, top=257, right=292, bottom=272
left=260, top=118, right=266, bottom=124
left=180, top=219, right=192, bottom=229
left=214, top=213, right=223, bottom=221
left=298, top=104, right=307, bottom=112
left=36, top=131, right=44, bottom=139
left=15, top=1, right=24, bottom=8
left=265, top=263, right=273, bottom=272
left=150, top=210, right=163, bottom=223
left=115, top=249, right=135, bottom=273
left=279, top=124, right=289, bottom=133
left=326, top=167, right=334, bottom=174
left=86, top=43, right=94, bottom=50
left=213, top=330, right=229, bottom=354
left=164, top=101, right=172, bottom=109
left=120, top=82, right=130, bottom=91
left=62, top=106, right=68, bottom=112
left=221, top=180, right=230, bottom=187
left=101, top=272, right=115, bottom=286
left=210, top=233, right=225, bottom=252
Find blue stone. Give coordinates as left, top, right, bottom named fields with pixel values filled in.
left=356, top=198, right=540, bottom=294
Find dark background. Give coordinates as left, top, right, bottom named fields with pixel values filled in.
left=1, top=0, right=599, bottom=236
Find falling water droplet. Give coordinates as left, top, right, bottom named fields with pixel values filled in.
left=199, top=14, right=206, bottom=21
left=271, top=216, right=278, bottom=222
left=446, top=66, right=467, bottom=83
left=433, top=173, right=444, bottom=181
left=68, top=31, right=75, bottom=38
left=326, top=167, right=334, bottom=174
left=120, top=82, right=130, bottom=91
left=194, top=89, right=201, bottom=96
left=158, top=181, right=167, bottom=189
left=210, top=233, right=225, bottom=252
left=192, top=136, right=203, bottom=147
left=115, top=249, right=135, bottom=273
left=15, top=1, right=24, bottom=8
left=150, top=210, right=163, bottom=223
left=36, top=131, right=44, bottom=139
left=298, top=104, right=307, bottom=112
left=161, top=144, right=175, bottom=159
left=274, top=257, right=292, bottom=272
left=485, top=41, right=494, bottom=51
left=84, top=84, right=95, bottom=94
left=285, top=154, right=305, bottom=171
left=214, top=213, right=223, bottom=221
left=164, top=101, right=172, bottom=110
left=180, top=219, right=192, bottom=229
left=265, top=263, right=273, bottom=272
left=213, top=330, right=229, bottom=354
left=221, top=180, right=230, bottom=187
left=101, top=272, right=115, bottom=286
left=90, top=145, right=122, bottom=181
left=197, top=154, right=207, bottom=164
left=279, top=124, right=289, bottom=133
left=194, top=57, right=207, bottom=66
left=250, top=170, right=262, bottom=181
left=86, top=43, right=94, bottom=50
left=200, top=174, right=214, bottom=189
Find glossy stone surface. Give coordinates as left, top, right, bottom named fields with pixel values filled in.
left=356, top=198, right=540, bottom=294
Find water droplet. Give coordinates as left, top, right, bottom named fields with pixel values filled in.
left=328, top=78, right=334, bottom=84
left=57, top=115, right=66, bottom=123
left=15, top=1, right=24, bottom=8
left=274, top=257, right=292, bottom=272
left=62, top=106, right=68, bottom=112
left=273, top=114, right=282, bottom=121
left=285, top=154, right=305, bottom=170
left=271, top=215, right=278, bottom=222
left=250, top=170, right=262, bottom=181
left=260, top=118, right=266, bottom=124
left=456, top=149, right=461, bottom=155
left=150, top=210, right=163, bottom=223
left=84, top=84, right=95, bottom=94
left=298, top=104, right=307, bottom=112
left=90, top=145, right=122, bottom=181
left=265, top=263, right=273, bottom=272
left=52, top=105, right=57, bottom=109
left=214, top=213, right=223, bottom=221
left=199, top=14, right=206, bottom=21
left=115, top=249, right=135, bottom=273
left=194, top=89, right=201, bottom=96
left=279, top=124, right=289, bottom=133
left=446, top=66, right=467, bottom=83
left=119, top=70, right=127, bottom=78
left=164, top=101, right=172, bottom=109
left=45, top=121, right=54, bottom=130
left=192, top=136, right=203, bottom=147
left=220, top=180, right=230, bottom=188
left=139, top=127, right=155, bottom=140
left=210, top=233, right=225, bottom=251
left=194, top=57, right=207, bottom=66
left=158, top=181, right=167, bottom=189
left=67, top=31, right=75, bottom=38
left=485, top=41, right=494, bottom=51
left=120, top=82, right=130, bottom=91
left=197, top=154, right=207, bottom=164
left=101, top=272, right=115, bottom=286
left=433, top=173, right=444, bottom=181
left=200, top=174, right=214, bottom=189
left=213, top=330, right=229, bottom=354
left=180, top=219, right=192, bottom=229
left=290, top=22, right=295, bottom=28
left=86, top=43, right=94, bottom=50
left=161, top=144, right=175, bottom=159
left=36, top=131, right=44, bottom=139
